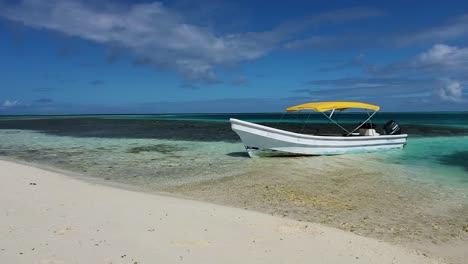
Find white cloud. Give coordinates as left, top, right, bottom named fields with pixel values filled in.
left=438, top=80, right=464, bottom=103
left=418, top=44, right=457, bottom=62
left=371, top=44, right=468, bottom=76
left=0, top=1, right=381, bottom=82
left=303, top=44, right=468, bottom=105
left=0, top=0, right=268, bottom=82
left=2, top=99, right=19, bottom=107
left=416, top=44, right=468, bottom=68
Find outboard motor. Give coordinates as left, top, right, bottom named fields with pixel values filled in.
left=383, top=120, right=401, bottom=135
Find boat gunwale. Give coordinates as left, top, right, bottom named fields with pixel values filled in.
left=230, top=118, right=408, bottom=141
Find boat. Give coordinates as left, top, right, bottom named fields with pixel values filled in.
left=230, top=101, right=407, bottom=157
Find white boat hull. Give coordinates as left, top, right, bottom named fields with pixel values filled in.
left=230, top=118, right=407, bottom=157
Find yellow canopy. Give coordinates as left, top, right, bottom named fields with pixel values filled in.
left=286, top=101, right=380, bottom=112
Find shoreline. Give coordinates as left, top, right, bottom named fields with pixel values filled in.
left=0, top=159, right=443, bottom=264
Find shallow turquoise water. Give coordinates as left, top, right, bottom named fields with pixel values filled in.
left=381, top=136, right=468, bottom=187
left=0, top=129, right=248, bottom=187
left=0, top=113, right=467, bottom=189
left=0, top=130, right=467, bottom=190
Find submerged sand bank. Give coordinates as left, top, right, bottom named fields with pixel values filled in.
left=0, top=160, right=442, bottom=264
left=167, top=155, right=468, bottom=263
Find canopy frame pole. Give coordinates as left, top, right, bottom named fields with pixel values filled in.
left=275, top=111, right=287, bottom=128
left=300, top=112, right=312, bottom=133
left=321, top=110, right=350, bottom=134
left=367, top=110, right=373, bottom=132
left=346, top=110, right=378, bottom=136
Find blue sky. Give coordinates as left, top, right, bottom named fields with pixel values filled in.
left=1, top=0, right=468, bottom=114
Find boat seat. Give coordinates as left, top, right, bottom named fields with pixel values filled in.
left=357, top=123, right=379, bottom=136
left=359, top=128, right=380, bottom=136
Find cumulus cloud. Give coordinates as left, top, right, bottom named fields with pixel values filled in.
left=418, top=44, right=457, bottom=62
left=0, top=0, right=264, bottom=82
left=415, top=44, right=468, bottom=70
left=367, top=44, right=468, bottom=77
left=302, top=44, right=468, bottom=104
left=1, top=99, right=19, bottom=107
left=438, top=80, right=464, bottom=102
left=0, top=1, right=381, bottom=82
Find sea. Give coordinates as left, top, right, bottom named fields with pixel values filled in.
left=0, top=112, right=467, bottom=251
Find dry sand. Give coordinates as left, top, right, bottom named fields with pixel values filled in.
left=0, top=160, right=443, bottom=264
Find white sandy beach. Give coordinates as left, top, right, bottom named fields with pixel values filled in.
left=0, top=159, right=443, bottom=264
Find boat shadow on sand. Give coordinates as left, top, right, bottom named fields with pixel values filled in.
left=226, top=152, right=250, bottom=158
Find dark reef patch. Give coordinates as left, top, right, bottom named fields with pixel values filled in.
left=0, top=117, right=466, bottom=142
left=437, top=151, right=468, bottom=172
left=0, top=118, right=239, bottom=142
